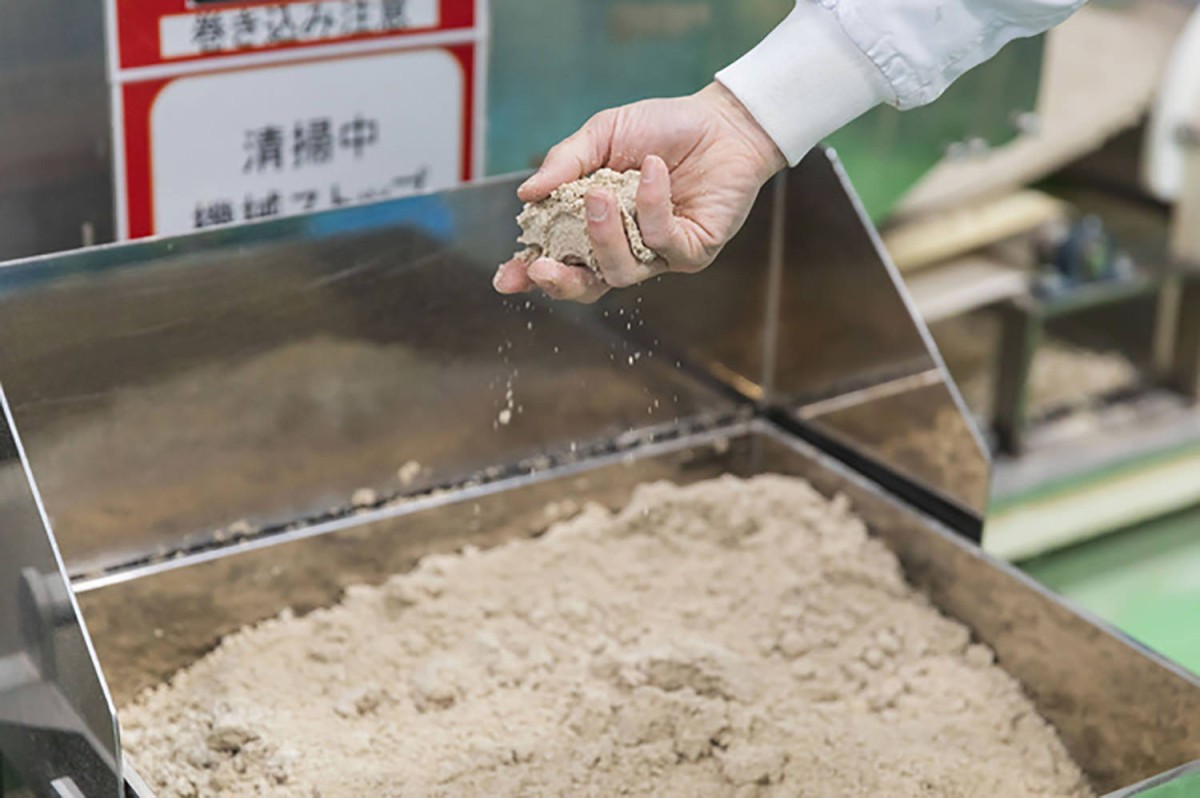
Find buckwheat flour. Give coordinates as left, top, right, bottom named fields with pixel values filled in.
left=121, top=475, right=1092, bottom=797
left=513, top=169, right=657, bottom=271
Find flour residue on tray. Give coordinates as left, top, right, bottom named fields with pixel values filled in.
left=121, top=475, right=1092, bottom=798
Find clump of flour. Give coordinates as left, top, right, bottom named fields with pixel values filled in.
left=120, top=475, right=1093, bottom=798
left=514, top=168, right=658, bottom=271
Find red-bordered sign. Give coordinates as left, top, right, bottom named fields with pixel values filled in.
left=109, top=0, right=477, bottom=72
left=106, top=0, right=485, bottom=239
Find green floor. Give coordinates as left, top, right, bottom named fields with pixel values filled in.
left=1022, top=505, right=1200, bottom=675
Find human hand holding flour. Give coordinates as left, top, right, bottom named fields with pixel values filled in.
left=493, top=83, right=785, bottom=303
left=496, top=0, right=1086, bottom=303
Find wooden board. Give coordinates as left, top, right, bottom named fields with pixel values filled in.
left=884, top=190, right=1065, bottom=272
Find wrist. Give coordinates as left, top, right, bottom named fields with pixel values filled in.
left=714, top=2, right=892, bottom=167
left=699, top=81, right=788, bottom=181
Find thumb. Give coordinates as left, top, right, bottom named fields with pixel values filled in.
left=519, top=111, right=617, bottom=202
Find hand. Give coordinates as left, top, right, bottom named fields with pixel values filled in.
left=494, top=82, right=786, bottom=303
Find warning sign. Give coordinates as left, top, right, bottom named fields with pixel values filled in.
left=109, top=0, right=478, bottom=70
left=158, top=0, right=441, bottom=60
left=106, top=0, right=483, bottom=239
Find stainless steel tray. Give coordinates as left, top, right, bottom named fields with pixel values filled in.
left=75, top=422, right=1200, bottom=797
left=0, top=147, right=1192, bottom=795
left=0, top=152, right=986, bottom=587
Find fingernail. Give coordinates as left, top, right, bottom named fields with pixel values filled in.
left=586, top=194, right=607, bottom=222
left=519, top=170, right=542, bottom=193
left=642, top=160, right=658, bottom=183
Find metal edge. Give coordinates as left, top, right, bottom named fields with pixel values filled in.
left=755, top=415, right=1200, bottom=696
left=89, top=412, right=1198, bottom=700
left=0, top=169, right=533, bottom=284
left=767, top=407, right=985, bottom=541
left=121, top=757, right=154, bottom=798
left=0, top=383, right=123, bottom=793
left=819, top=145, right=994, bottom=484
left=1104, top=760, right=1200, bottom=798
left=72, top=412, right=753, bottom=594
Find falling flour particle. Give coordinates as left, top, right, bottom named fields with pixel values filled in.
left=397, top=460, right=423, bottom=487
left=514, top=169, right=658, bottom=272
left=496, top=375, right=516, bottom=427
left=120, top=475, right=1093, bottom=798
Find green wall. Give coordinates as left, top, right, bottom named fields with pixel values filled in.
left=485, top=1, right=1044, bottom=220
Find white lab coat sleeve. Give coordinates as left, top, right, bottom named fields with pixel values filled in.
left=716, top=0, right=1085, bottom=166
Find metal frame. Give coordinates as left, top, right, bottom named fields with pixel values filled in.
left=0, top=385, right=121, bottom=797
left=0, top=147, right=988, bottom=794
left=991, top=107, right=1200, bottom=454
left=75, top=421, right=1200, bottom=796
left=990, top=274, right=1186, bottom=455
left=0, top=0, right=111, bottom=262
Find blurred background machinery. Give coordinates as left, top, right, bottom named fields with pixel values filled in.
left=882, top=0, right=1200, bottom=678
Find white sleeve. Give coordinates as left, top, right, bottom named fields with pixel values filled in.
left=717, top=0, right=1086, bottom=166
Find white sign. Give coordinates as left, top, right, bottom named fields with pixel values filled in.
left=159, top=0, right=440, bottom=59
left=148, top=48, right=464, bottom=236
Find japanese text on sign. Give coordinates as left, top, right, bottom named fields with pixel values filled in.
left=195, top=113, right=430, bottom=229
left=146, top=48, right=465, bottom=237
left=192, top=168, right=429, bottom=229
left=243, top=114, right=380, bottom=173
left=160, top=0, right=439, bottom=59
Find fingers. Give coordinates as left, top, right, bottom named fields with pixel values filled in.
left=527, top=258, right=609, bottom=304
left=493, top=258, right=534, bottom=294
left=636, top=155, right=709, bottom=273
left=519, top=112, right=617, bottom=202
left=586, top=189, right=667, bottom=288
left=494, top=256, right=608, bottom=303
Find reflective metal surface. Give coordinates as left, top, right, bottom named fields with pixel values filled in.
left=606, top=150, right=989, bottom=515
left=775, top=152, right=989, bottom=513
left=0, top=385, right=120, bottom=797
left=774, top=155, right=941, bottom=401
left=0, top=0, right=111, bottom=261
left=0, top=150, right=986, bottom=578
left=0, top=175, right=738, bottom=576
left=75, top=422, right=1200, bottom=795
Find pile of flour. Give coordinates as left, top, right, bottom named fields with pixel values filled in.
left=960, top=338, right=1138, bottom=419
left=121, top=475, right=1092, bottom=797
left=878, top=405, right=990, bottom=508
left=514, top=169, right=658, bottom=271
